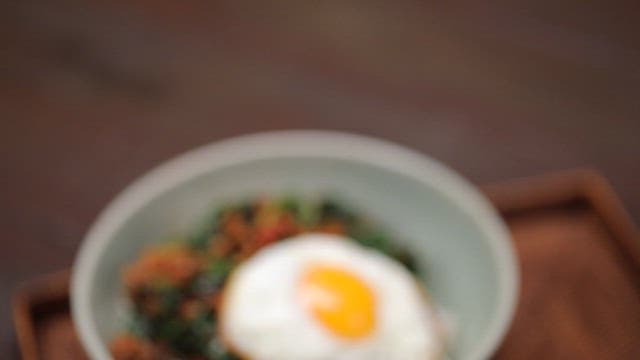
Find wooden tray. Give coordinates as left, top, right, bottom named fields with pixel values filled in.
left=13, top=170, right=640, bottom=359
left=12, top=270, right=87, bottom=360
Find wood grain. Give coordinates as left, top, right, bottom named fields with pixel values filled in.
left=495, top=207, right=640, bottom=359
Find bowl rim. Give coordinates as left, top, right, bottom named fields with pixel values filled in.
left=72, top=130, right=518, bottom=360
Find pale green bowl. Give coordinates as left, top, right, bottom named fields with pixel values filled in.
left=72, top=130, right=518, bottom=360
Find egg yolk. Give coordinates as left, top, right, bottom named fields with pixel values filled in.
left=298, top=265, right=376, bottom=339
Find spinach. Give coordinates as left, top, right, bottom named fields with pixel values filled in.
left=193, top=258, right=234, bottom=294
left=352, top=228, right=420, bottom=275
left=188, top=207, right=228, bottom=250
left=319, top=199, right=356, bottom=224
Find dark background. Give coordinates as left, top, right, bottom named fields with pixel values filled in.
left=2, top=0, right=639, bottom=355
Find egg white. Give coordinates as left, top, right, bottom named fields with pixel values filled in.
left=219, top=233, right=443, bottom=360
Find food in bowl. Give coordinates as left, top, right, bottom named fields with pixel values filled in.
left=109, top=196, right=445, bottom=359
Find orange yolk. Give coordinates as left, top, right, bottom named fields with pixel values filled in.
left=298, top=265, right=376, bottom=339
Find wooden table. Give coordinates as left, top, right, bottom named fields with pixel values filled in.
left=2, top=1, right=639, bottom=357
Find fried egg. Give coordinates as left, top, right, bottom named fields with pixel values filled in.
left=219, top=233, right=443, bottom=360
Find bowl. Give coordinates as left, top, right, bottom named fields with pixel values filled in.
left=72, top=130, right=518, bottom=360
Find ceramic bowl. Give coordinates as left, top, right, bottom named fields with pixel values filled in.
left=72, top=130, right=518, bottom=360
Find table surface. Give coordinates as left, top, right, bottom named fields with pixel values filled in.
left=2, top=0, right=639, bottom=356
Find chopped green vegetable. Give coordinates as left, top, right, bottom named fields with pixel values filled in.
left=319, top=199, right=356, bottom=224
left=389, top=247, right=420, bottom=274
left=192, top=258, right=235, bottom=294
left=157, top=317, right=209, bottom=355
left=188, top=207, right=228, bottom=250
left=352, top=230, right=392, bottom=253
